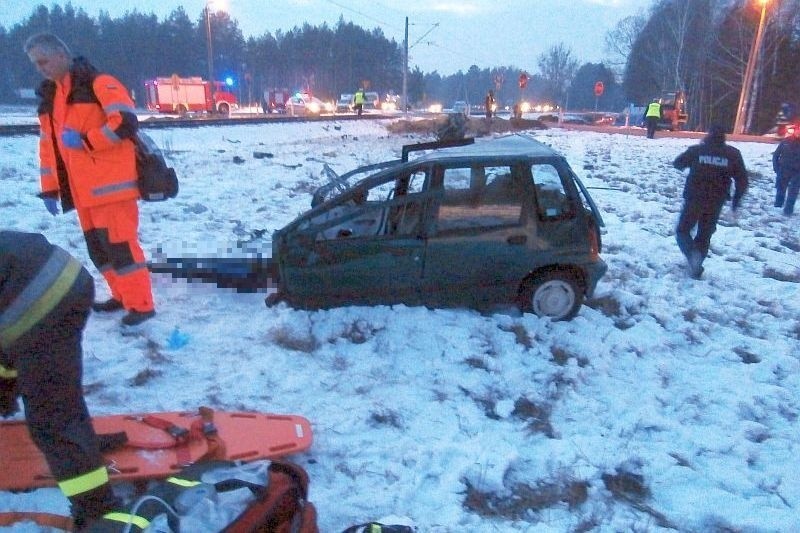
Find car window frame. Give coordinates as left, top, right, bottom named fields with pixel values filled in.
left=428, top=160, right=531, bottom=236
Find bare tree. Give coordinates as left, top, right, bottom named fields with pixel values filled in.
left=604, top=13, right=647, bottom=79
left=537, top=43, right=579, bottom=106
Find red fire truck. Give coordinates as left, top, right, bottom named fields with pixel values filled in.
left=144, top=76, right=238, bottom=116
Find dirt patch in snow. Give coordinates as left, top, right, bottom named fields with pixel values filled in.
left=386, top=116, right=548, bottom=137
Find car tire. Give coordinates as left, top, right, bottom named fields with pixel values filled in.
left=520, top=270, right=583, bottom=321
left=218, top=103, right=230, bottom=116
left=176, top=104, right=188, bottom=116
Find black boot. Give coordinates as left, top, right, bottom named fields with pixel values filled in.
left=70, top=484, right=121, bottom=532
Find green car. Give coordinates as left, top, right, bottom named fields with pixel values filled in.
left=268, top=134, right=607, bottom=320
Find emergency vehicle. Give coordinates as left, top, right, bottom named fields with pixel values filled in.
left=144, top=76, right=238, bottom=116
left=658, top=90, right=688, bottom=131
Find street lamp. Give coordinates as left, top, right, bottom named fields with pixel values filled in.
left=733, top=0, right=770, bottom=135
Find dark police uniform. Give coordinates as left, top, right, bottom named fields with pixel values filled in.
left=672, top=126, right=748, bottom=277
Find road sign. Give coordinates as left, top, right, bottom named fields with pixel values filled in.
left=594, top=81, right=604, bottom=97
left=519, top=72, right=528, bottom=89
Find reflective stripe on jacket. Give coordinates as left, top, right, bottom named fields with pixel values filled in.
left=36, top=58, right=139, bottom=211
left=0, top=232, right=83, bottom=349
left=0, top=247, right=81, bottom=349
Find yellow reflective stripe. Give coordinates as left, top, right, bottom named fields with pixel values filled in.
left=0, top=365, right=18, bottom=379
left=102, top=512, right=150, bottom=530
left=368, top=525, right=383, bottom=533
left=58, top=466, right=108, bottom=497
left=0, top=255, right=80, bottom=349
left=167, top=476, right=201, bottom=487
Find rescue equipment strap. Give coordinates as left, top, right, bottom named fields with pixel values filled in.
left=141, top=415, right=189, bottom=443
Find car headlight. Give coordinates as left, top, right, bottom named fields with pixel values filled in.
left=308, top=103, right=320, bottom=113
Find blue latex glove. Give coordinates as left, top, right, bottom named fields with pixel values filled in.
left=43, top=197, right=59, bottom=215
left=60, top=128, right=83, bottom=149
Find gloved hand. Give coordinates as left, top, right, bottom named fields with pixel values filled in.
left=60, top=128, right=84, bottom=149
left=0, top=378, right=19, bottom=418
left=43, top=197, right=59, bottom=215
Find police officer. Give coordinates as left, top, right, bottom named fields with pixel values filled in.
left=644, top=98, right=662, bottom=139
left=673, top=125, right=748, bottom=278
left=773, top=125, right=800, bottom=216
left=353, top=88, right=366, bottom=117
left=1, top=230, right=120, bottom=530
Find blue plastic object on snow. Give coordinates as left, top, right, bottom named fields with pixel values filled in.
left=167, top=326, right=190, bottom=350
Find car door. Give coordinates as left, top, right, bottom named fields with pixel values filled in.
left=530, top=161, right=585, bottom=254
left=280, top=169, right=429, bottom=306
left=421, top=162, right=532, bottom=307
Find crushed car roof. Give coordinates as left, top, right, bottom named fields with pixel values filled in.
left=412, top=133, right=561, bottom=163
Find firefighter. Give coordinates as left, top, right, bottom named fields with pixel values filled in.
left=773, top=124, right=800, bottom=216
left=24, top=32, right=155, bottom=326
left=644, top=98, right=662, bottom=139
left=1, top=230, right=120, bottom=530
left=673, top=125, right=748, bottom=279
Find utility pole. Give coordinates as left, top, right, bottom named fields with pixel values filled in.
left=205, top=3, right=215, bottom=104
left=403, top=17, right=408, bottom=115
left=733, top=0, right=770, bottom=135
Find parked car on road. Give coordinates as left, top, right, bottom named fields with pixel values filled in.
left=452, top=101, right=470, bottom=116
left=336, top=94, right=354, bottom=113
left=363, top=91, right=380, bottom=110
left=267, top=134, right=607, bottom=319
left=286, top=93, right=333, bottom=116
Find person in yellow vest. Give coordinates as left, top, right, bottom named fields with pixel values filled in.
left=353, top=88, right=366, bottom=117
left=644, top=98, right=662, bottom=139
left=1, top=230, right=121, bottom=530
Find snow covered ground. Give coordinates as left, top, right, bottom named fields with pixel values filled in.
left=1, top=116, right=798, bottom=532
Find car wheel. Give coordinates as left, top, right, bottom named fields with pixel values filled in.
left=218, top=103, right=230, bottom=116
left=520, top=271, right=583, bottom=321
left=176, top=104, right=188, bottom=116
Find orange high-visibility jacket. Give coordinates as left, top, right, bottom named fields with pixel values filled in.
left=36, top=58, right=139, bottom=212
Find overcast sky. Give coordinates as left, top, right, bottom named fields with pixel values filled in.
left=6, top=0, right=648, bottom=75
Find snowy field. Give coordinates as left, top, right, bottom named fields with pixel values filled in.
left=1, top=116, right=799, bottom=532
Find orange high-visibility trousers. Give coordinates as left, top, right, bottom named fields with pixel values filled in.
left=76, top=200, right=154, bottom=312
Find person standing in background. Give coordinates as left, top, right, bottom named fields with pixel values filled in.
left=772, top=125, right=800, bottom=216
left=485, top=90, right=495, bottom=120
left=644, top=98, right=662, bottom=139
left=353, top=88, right=366, bottom=117
left=24, top=32, right=155, bottom=326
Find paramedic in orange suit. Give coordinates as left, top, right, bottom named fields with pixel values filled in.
left=24, top=32, right=155, bottom=326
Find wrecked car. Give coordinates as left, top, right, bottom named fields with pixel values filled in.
left=268, top=134, right=607, bottom=320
